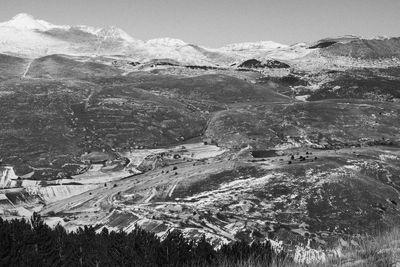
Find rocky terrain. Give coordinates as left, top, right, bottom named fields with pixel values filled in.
left=1, top=13, right=400, bottom=264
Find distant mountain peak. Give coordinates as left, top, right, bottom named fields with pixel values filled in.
left=0, top=13, right=136, bottom=42
left=12, top=13, right=34, bottom=21
left=96, top=26, right=136, bottom=42
left=1, top=13, right=54, bottom=31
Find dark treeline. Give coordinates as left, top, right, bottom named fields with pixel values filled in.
left=0, top=213, right=285, bottom=266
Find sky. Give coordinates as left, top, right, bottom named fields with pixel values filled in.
left=0, top=0, right=399, bottom=47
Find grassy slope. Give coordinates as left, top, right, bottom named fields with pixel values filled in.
left=136, top=74, right=290, bottom=104
left=26, top=54, right=122, bottom=79
left=308, top=67, right=400, bottom=101
left=206, top=99, right=400, bottom=149
left=0, top=53, right=28, bottom=80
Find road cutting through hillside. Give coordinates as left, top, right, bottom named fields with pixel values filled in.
left=21, top=60, right=33, bottom=78
left=40, top=160, right=235, bottom=223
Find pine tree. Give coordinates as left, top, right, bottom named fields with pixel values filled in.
left=0, top=215, right=287, bottom=267
left=31, top=212, right=60, bottom=266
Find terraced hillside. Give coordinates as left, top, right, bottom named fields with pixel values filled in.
left=74, top=85, right=207, bottom=148
left=0, top=78, right=92, bottom=178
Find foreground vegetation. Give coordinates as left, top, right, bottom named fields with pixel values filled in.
left=2, top=214, right=400, bottom=266
left=0, top=213, right=286, bottom=267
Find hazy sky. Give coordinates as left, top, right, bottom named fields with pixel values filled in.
left=1, top=0, right=399, bottom=47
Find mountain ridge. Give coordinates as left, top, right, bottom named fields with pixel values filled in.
left=1, top=13, right=400, bottom=69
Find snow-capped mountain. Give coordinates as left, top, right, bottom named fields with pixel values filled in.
left=0, top=13, right=305, bottom=65
left=0, top=13, right=139, bottom=57
left=1, top=13, right=400, bottom=68
left=0, top=14, right=218, bottom=63
left=0, top=13, right=59, bottom=31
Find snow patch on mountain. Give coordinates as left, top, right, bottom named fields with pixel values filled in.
left=219, top=41, right=287, bottom=51
left=146, top=38, right=188, bottom=47
left=96, top=26, right=137, bottom=43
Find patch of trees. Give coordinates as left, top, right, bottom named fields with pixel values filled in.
left=184, top=65, right=224, bottom=71
left=309, top=41, right=337, bottom=49
left=257, top=75, right=308, bottom=86
left=151, top=62, right=179, bottom=67
left=0, top=213, right=285, bottom=266
left=251, top=150, right=277, bottom=158
left=238, top=59, right=290, bottom=69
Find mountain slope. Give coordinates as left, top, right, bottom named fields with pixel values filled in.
left=0, top=53, right=28, bottom=80
left=320, top=37, right=400, bottom=59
